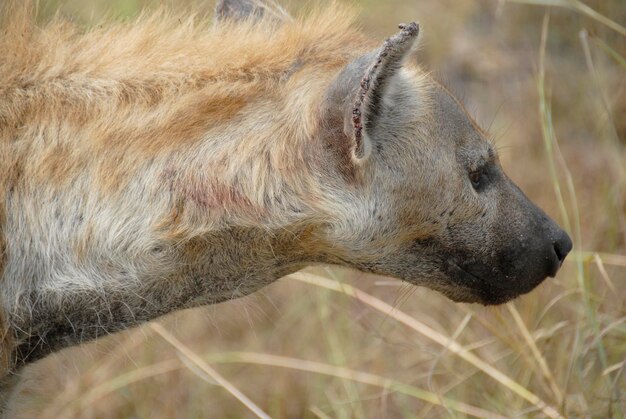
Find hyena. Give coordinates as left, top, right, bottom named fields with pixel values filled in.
left=0, top=0, right=572, bottom=409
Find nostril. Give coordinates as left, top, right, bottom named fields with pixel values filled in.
left=553, top=231, right=573, bottom=265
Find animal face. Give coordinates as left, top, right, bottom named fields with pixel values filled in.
left=320, top=24, right=572, bottom=305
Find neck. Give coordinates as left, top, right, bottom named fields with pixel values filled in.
left=0, top=13, right=360, bottom=374
left=8, top=223, right=324, bottom=369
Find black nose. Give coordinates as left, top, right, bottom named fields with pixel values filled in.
left=551, top=230, right=572, bottom=275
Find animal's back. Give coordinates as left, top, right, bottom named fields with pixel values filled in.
left=0, top=1, right=369, bottom=243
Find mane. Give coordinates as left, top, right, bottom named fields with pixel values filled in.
left=0, top=1, right=369, bottom=133
left=0, top=2, right=364, bottom=85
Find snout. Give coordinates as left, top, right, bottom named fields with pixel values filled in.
left=504, top=225, right=572, bottom=301
left=447, top=206, right=574, bottom=305
left=489, top=181, right=576, bottom=302
left=505, top=220, right=573, bottom=299
left=434, top=173, right=575, bottom=306
left=465, top=226, right=572, bottom=305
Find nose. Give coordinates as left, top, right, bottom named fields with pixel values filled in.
left=549, top=230, right=572, bottom=276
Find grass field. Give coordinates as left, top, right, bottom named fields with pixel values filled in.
left=11, top=0, right=625, bottom=417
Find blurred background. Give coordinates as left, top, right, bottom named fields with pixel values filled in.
left=13, top=0, right=625, bottom=417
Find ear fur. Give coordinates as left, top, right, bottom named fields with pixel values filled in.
left=352, top=23, right=419, bottom=160
left=324, top=23, right=420, bottom=164
left=214, top=0, right=291, bottom=24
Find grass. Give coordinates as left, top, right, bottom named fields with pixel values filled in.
left=11, top=0, right=625, bottom=417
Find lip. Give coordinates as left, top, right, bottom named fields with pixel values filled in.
left=448, top=261, right=485, bottom=287
left=447, top=261, right=490, bottom=303
left=447, top=261, right=517, bottom=305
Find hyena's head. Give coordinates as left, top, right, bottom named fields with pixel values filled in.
left=319, top=23, right=572, bottom=305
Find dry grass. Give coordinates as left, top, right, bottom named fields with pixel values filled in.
left=10, top=0, right=626, bottom=417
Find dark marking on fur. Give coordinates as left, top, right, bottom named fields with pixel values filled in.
left=349, top=23, right=419, bottom=160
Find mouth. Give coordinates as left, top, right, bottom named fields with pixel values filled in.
left=446, top=261, right=521, bottom=305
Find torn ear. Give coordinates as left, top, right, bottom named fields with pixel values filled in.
left=324, top=23, right=420, bottom=164
left=214, top=0, right=291, bottom=24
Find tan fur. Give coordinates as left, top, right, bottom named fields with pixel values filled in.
left=0, top=2, right=370, bottom=202
left=0, top=308, right=10, bottom=376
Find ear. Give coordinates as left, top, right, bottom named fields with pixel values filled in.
left=324, top=23, right=419, bottom=164
left=214, top=0, right=291, bottom=24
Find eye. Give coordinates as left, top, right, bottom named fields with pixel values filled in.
left=469, top=168, right=484, bottom=190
